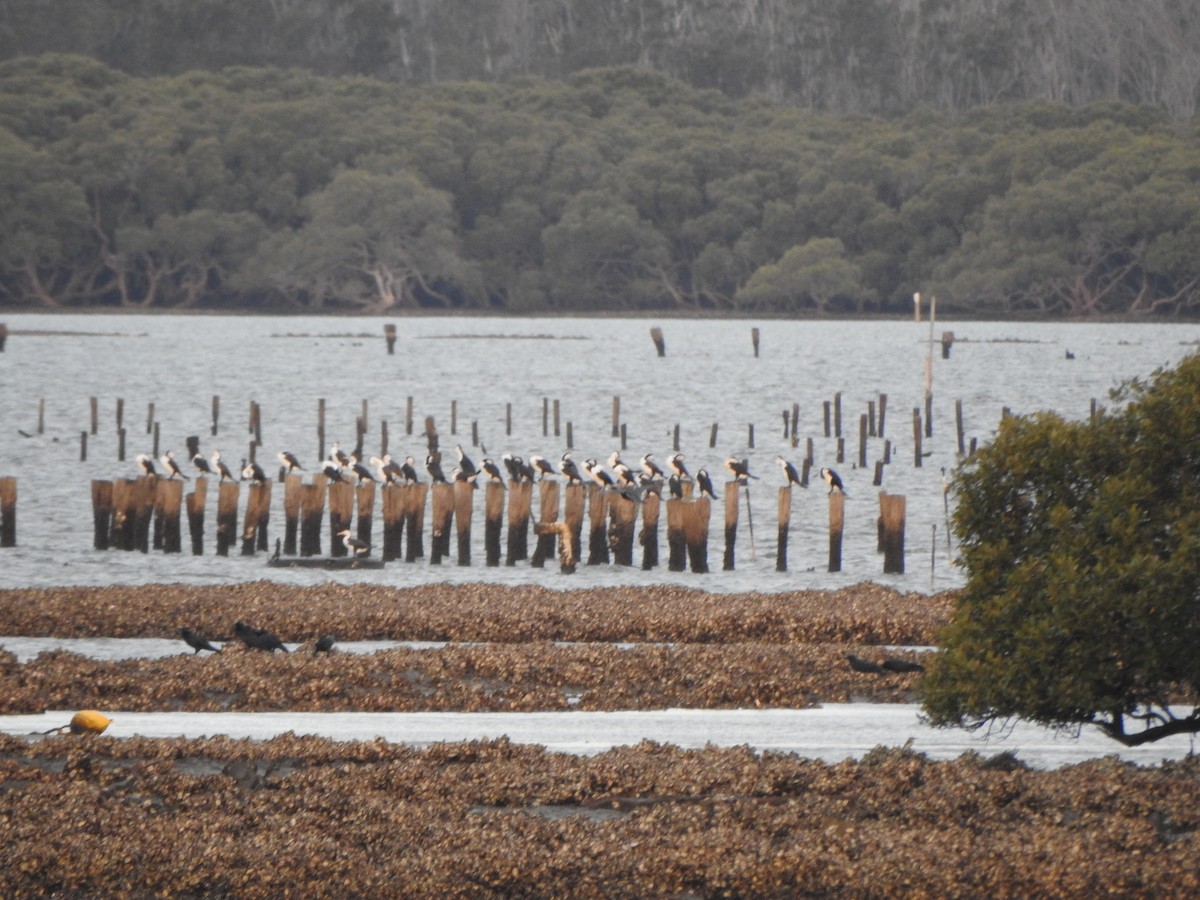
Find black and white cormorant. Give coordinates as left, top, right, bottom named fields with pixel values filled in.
left=322, top=461, right=347, bottom=483
left=667, top=474, right=684, bottom=499
left=724, top=456, right=758, bottom=483
left=637, top=472, right=663, bottom=497
left=529, top=455, right=556, bottom=480
left=454, top=444, right=478, bottom=480
left=451, top=466, right=478, bottom=488
left=775, top=455, right=803, bottom=488
left=426, top=454, right=448, bottom=484
left=192, top=452, right=214, bottom=476
left=349, top=454, right=376, bottom=486
left=640, top=453, right=665, bottom=479
left=370, top=455, right=397, bottom=485
left=337, top=528, right=371, bottom=557
left=400, top=456, right=421, bottom=484
left=560, top=453, right=584, bottom=485
left=502, top=453, right=534, bottom=484
left=278, top=450, right=303, bottom=474
left=136, top=453, right=159, bottom=478
left=608, top=452, right=638, bottom=488
left=329, top=442, right=350, bottom=467
left=820, top=466, right=846, bottom=495
left=480, top=457, right=506, bottom=487
left=241, top=459, right=267, bottom=484
left=695, top=467, right=719, bottom=499
left=583, top=458, right=615, bottom=489
left=669, top=453, right=691, bottom=480
left=160, top=451, right=189, bottom=480
left=211, top=450, right=235, bottom=482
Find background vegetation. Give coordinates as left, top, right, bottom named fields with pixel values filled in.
left=1, top=55, right=1197, bottom=314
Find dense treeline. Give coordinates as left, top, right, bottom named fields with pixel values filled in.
left=1, top=55, right=1198, bottom=315
left=3, top=0, right=1198, bottom=120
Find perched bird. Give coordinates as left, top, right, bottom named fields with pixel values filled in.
left=881, top=657, right=926, bottom=674
left=241, top=459, right=267, bottom=484
left=502, top=453, right=534, bottom=484
left=640, top=454, right=665, bottom=479
left=669, top=453, right=691, bottom=480
left=192, top=452, right=214, bottom=476
left=136, top=453, right=159, bottom=478
left=329, top=442, right=350, bottom=467
left=820, top=466, right=846, bottom=495
left=313, top=635, right=336, bottom=654
left=160, top=451, right=189, bottom=480
left=180, top=627, right=221, bottom=655
left=725, top=456, right=758, bottom=483
left=337, top=528, right=371, bottom=557
left=846, top=654, right=884, bottom=674
left=480, top=457, right=506, bottom=487
left=426, top=454, right=448, bottom=484
left=775, top=455, right=803, bottom=488
left=234, top=620, right=288, bottom=653
left=349, top=454, right=376, bottom=485
left=560, top=453, right=584, bottom=485
left=530, top=455, right=556, bottom=480
left=695, top=467, right=719, bottom=499
left=322, top=461, right=348, bottom=483
left=451, top=466, right=478, bottom=487
left=609, top=452, right=638, bottom=488
left=399, top=456, right=421, bottom=484
left=454, top=444, right=478, bottom=480
left=211, top=450, right=235, bottom=482
left=371, top=454, right=399, bottom=485
left=583, top=458, right=616, bottom=489
left=278, top=450, right=303, bottom=474
left=667, top=473, right=684, bottom=499
left=637, top=472, right=663, bottom=497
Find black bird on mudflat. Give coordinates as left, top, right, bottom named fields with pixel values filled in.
left=846, top=654, right=884, bottom=674
left=314, top=635, right=336, bottom=654
left=180, top=627, right=221, bottom=655
left=881, top=656, right=926, bottom=674
left=234, top=620, right=289, bottom=653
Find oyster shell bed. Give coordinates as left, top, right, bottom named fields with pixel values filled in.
left=1, top=582, right=945, bottom=714
left=5, top=581, right=1198, bottom=896
left=2, top=733, right=1198, bottom=897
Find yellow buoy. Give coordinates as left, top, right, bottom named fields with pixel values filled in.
left=68, top=710, right=112, bottom=735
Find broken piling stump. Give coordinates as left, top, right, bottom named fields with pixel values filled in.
left=429, top=483, right=454, bottom=564
left=683, top=497, right=711, bottom=573
left=640, top=491, right=661, bottom=570
left=776, top=486, right=791, bottom=572
left=455, top=480, right=474, bottom=566
left=91, top=480, right=113, bottom=550
left=530, top=480, right=560, bottom=568
left=506, top=480, right=531, bottom=565
left=186, top=478, right=207, bottom=555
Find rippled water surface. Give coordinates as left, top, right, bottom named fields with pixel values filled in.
left=1, top=315, right=1196, bottom=591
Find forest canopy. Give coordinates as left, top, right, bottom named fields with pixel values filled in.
left=0, top=55, right=1198, bottom=315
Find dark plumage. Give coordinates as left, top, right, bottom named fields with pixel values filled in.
left=821, top=466, right=846, bottom=495
left=314, top=635, right=336, bottom=654
left=881, top=657, right=926, bottom=674
left=234, top=620, right=289, bottom=653
left=180, top=627, right=221, bottom=655
left=724, top=456, right=757, bottom=482
left=846, top=654, right=884, bottom=674
left=695, top=467, right=718, bottom=499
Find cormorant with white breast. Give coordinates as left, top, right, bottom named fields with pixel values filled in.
left=192, top=452, right=214, bottom=477
left=560, top=453, right=584, bottom=485
left=136, top=453, right=159, bottom=478
left=820, top=466, right=847, bottom=495
left=241, top=459, right=267, bottom=484
left=400, top=456, right=421, bottom=483
left=480, top=457, right=506, bottom=487
left=695, top=467, right=719, bottom=499
left=329, top=442, right=350, bottom=467
left=608, top=452, right=638, bottom=488
left=725, top=456, right=758, bottom=483
left=161, top=451, right=189, bottom=480
left=370, top=455, right=397, bottom=485
left=775, top=455, right=803, bottom=488
left=426, top=454, right=448, bottom=483
left=322, top=460, right=348, bottom=483
left=454, top=444, right=478, bottom=480
left=278, top=450, right=303, bottom=474
left=211, top=450, right=235, bottom=482
left=583, top=458, right=616, bottom=489
left=640, top=454, right=665, bottom=479
left=337, top=528, right=371, bottom=557
left=667, top=474, right=684, bottom=499
left=530, top=455, right=556, bottom=480
left=669, top=453, right=691, bottom=480
left=349, top=454, right=376, bottom=486
left=502, top=453, right=534, bottom=484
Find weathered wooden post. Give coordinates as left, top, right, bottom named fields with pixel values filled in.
left=640, top=490, right=660, bottom=569
left=834, top=392, right=842, bottom=438
left=157, top=479, right=182, bottom=553
left=215, top=480, right=239, bottom=556
left=381, top=484, right=404, bottom=561
left=152, top=422, right=160, bottom=457
left=92, top=480, right=113, bottom=550
left=116, top=427, right=126, bottom=462
left=352, top=481, right=373, bottom=554
left=89, top=396, right=98, bottom=436
left=941, top=331, right=954, bottom=359
left=405, top=483, right=428, bottom=562
left=80, top=431, right=88, bottom=462
left=791, top=402, right=800, bottom=444
left=868, top=400, right=876, bottom=437
left=531, top=480, right=560, bottom=568
left=484, top=481, right=504, bottom=566
left=666, top=498, right=686, bottom=571
left=506, top=480, right=531, bottom=565
left=37, top=399, right=44, bottom=435
left=611, top=396, right=620, bottom=439
left=185, top=478, right=206, bottom=555
left=586, top=484, right=610, bottom=565
left=328, top=481, right=354, bottom=557
left=542, top=397, right=549, bottom=437
left=406, top=396, right=414, bottom=435
left=828, top=492, right=845, bottom=573
left=955, top=399, right=965, bottom=456
left=878, top=393, right=888, bottom=437
left=650, top=326, right=666, bottom=357
left=751, top=327, right=760, bottom=358
left=672, top=423, right=681, bottom=452
left=133, top=476, right=156, bottom=553
left=880, top=493, right=906, bottom=574
left=450, top=399, right=457, bottom=436
left=609, top=493, right=638, bottom=566
left=299, top=480, right=325, bottom=557
left=823, top=401, right=831, bottom=438
left=384, top=323, right=397, bottom=354
left=505, top=402, right=512, bottom=437
left=241, top=482, right=268, bottom=555
left=553, top=399, right=561, bottom=437
left=0, top=323, right=6, bottom=351
left=109, top=479, right=134, bottom=550
left=0, top=477, right=15, bottom=547
left=776, top=487, right=791, bottom=572
left=563, top=483, right=584, bottom=565
left=429, top=482, right=454, bottom=564
left=683, top=497, right=711, bottom=573
left=211, top=395, right=220, bottom=437
left=115, top=397, right=124, bottom=432
left=873, top=460, right=885, bottom=486
left=709, top=423, right=718, bottom=448
left=858, top=414, right=868, bottom=468
left=281, top=474, right=302, bottom=555
left=454, top=480, right=473, bottom=565
left=424, top=416, right=439, bottom=454
left=913, top=408, right=924, bottom=467
left=723, top=485, right=739, bottom=570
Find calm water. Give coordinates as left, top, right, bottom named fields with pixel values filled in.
left=0, top=315, right=1196, bottom=591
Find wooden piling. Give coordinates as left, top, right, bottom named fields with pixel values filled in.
left=80, top=431, right=87, bottom=462
left=0, top=477, right=14, bottom=548
left=38, top=399, right=44, bottom=435
left=282, top=473, right=302, bottom=555
left=505, top=402, right=512, bottom=436
left=117, top=427, right=126, bottom=462
left=384, top=323, right=397, bottom=354
left=405, top=483, right=428, bottom=562
left=424, top=417, right=438, bottom=454
left=454, top=480, right=473, bottom=566
left=834, top=392, right=842, bottom=438
left=836, top=437, right=844, bottom=464
left=566, top=422, right=573, bottom=449
left=828, top=492, right=844, bottom=573
left=133, top=476, right=156, bottom=553
left=381, top=484, right=404, bottom=561
left=484, top=481, right=504, bottom=566
left=823, top=401, right=831, bottom=438
left=858, top=414, right=868, bottom=468
left=542, top=397, right=549, bottom=437
left=211, top=395, right=220, bottom=437
left=878, top=393, right=887, bottom=437
left=925, top=392, right=933, bottom=439
left=156, top=479, right=182, bottom=553
left=299, top=480, right=325, bottom=557
left=406, top=396, right=414, bottom=435
left=620, top=422, right=627, bottom=451
left=867, top=400, right=876, bottom=437
left=506, top=480, right=532, bottom=564
left=748, top=423, right=754, bottom=449
left=531, top=480, right=560, bottom=568
left=451, top=399, right=457, bottom=435
left=775, top=487, right=791, bottom=572
left=955, top=399, right=965, bottom=456
left=328, top=482, right=354, bottom=557
left=429, top=483, right=454, bottom=564
left=609, top=494, right=638, bottom=566
left=880, top=493, right=906, bottom=574
left=873, top=460, right=884, bottom=486
left=215, top=481, right=239, bottom=556
left=800, top=458, right=812, bottom=489
left=913, top=409, right=923, bottom=467
left=650, top=326, right=666, bottom=357
left=152, top=422, right=160, bottom=457
left=683, top=498, right=711, bottom=573
left=471, top=420, right=478, bottom=447
left=791, top=403, right=799, bottom=443
left=380, top=420, right=389, bottom=457
left=553, top=399, right=560, bottom=437
left=116, top=397, right=124, bottom=431
left=723, top=485, right=739, bottom=571
left=317, top=398, right=326, bottom=462
left=941, top=331, right=954, bottom=359
left=563, top=483, right=584, bottom=565
left=709, top=423, right=718, bottom=448
left=355, top=482, right=374, bottom=553
left=586, top=484, right=610, bottom=565
left=751, top=327, right=760, bottom=358
left=640, top=491, right=660, bottom=570
left=673, top=423, right=680, bottom=452
left=186, top=478, right=206, bottom=555
left=91, top=480, right=113, bottom=550
left=109, top=479, right=135, bottom=551
left=666, top=499, right=686, bottom=572
left=612, top=396, right=620, bottom=439
left=241, top=482, right=268, bottom=555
